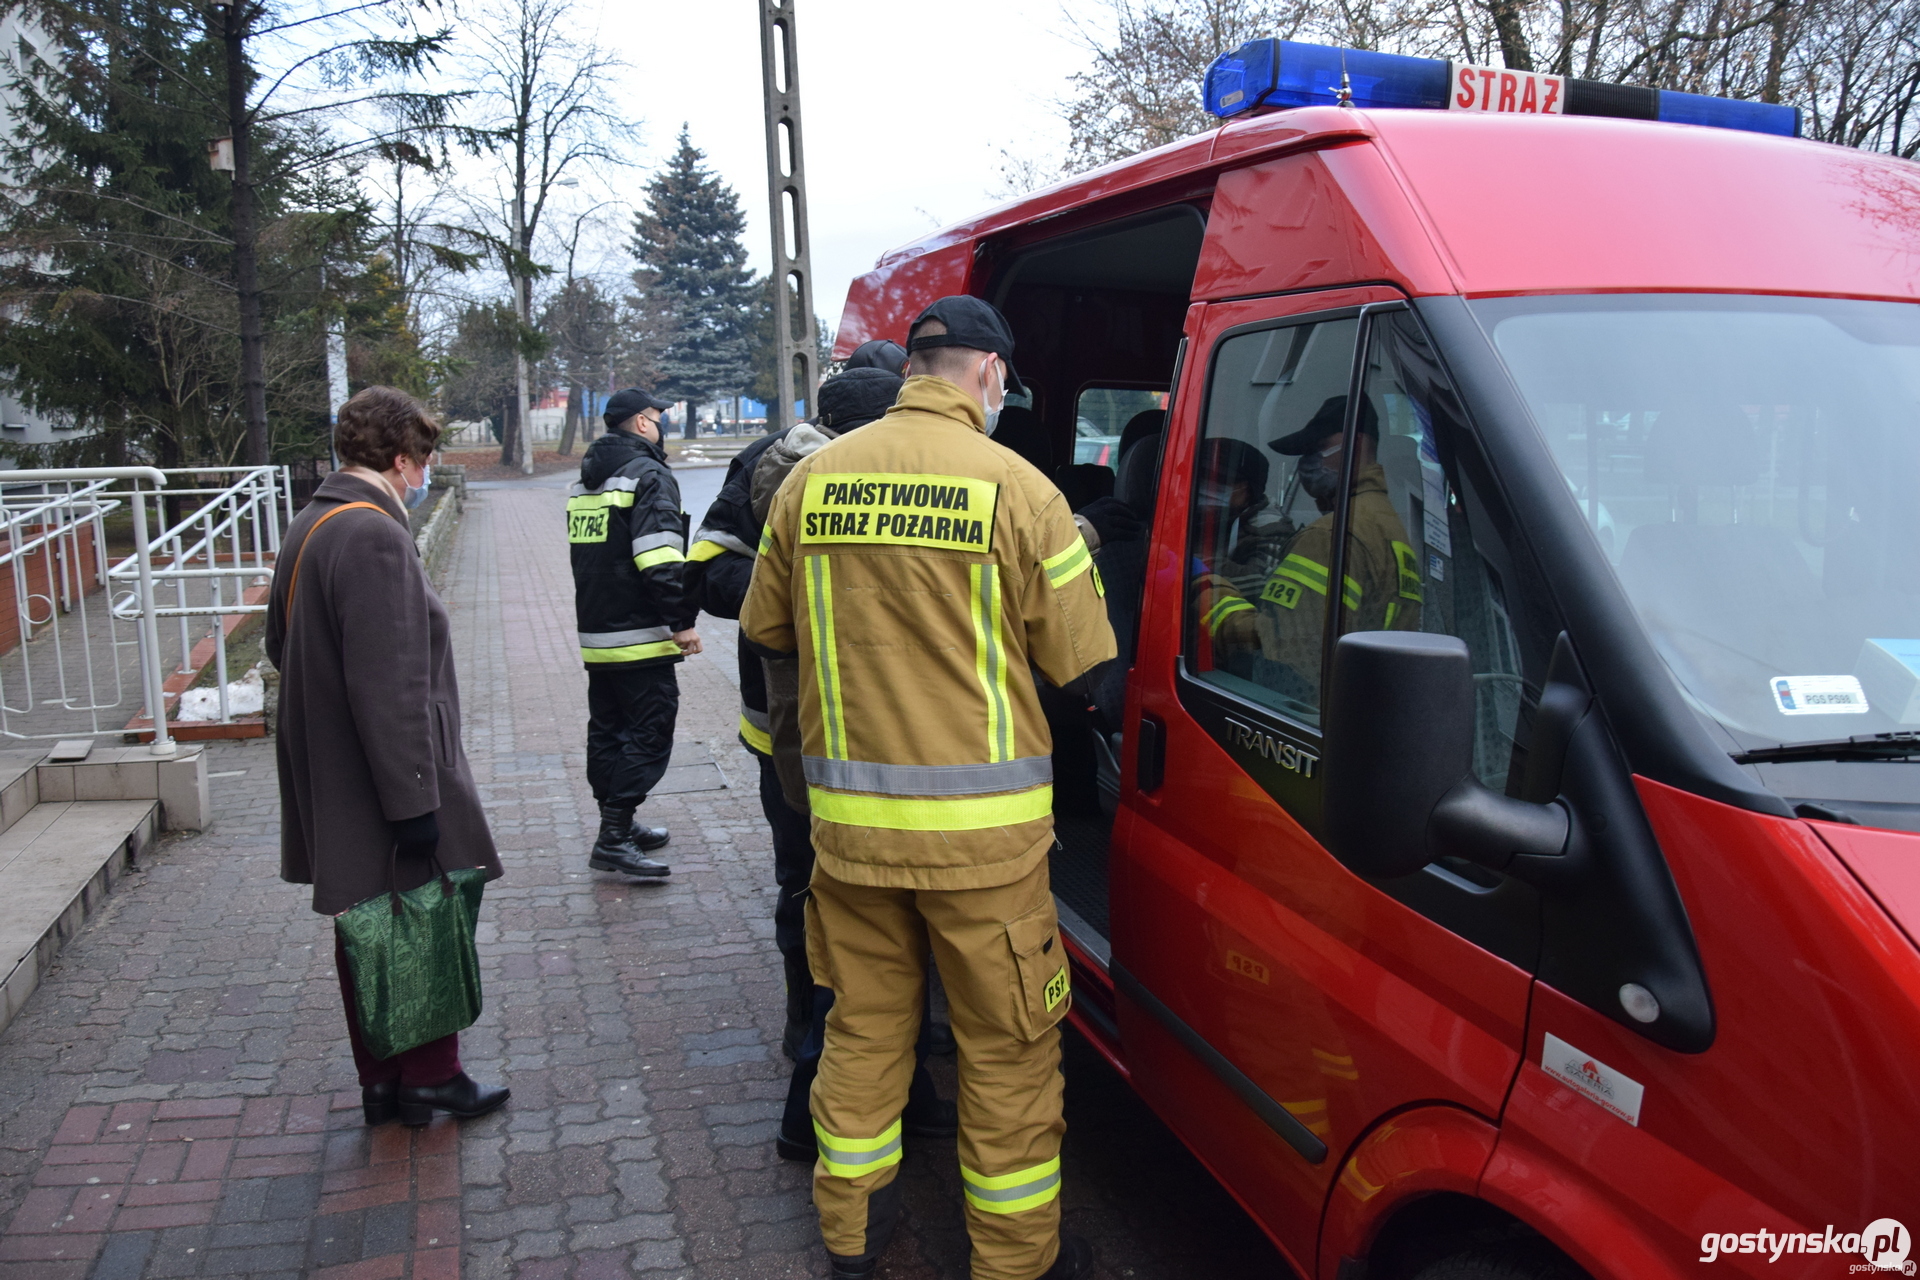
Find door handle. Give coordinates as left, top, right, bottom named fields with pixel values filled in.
left=1136, top=714, right=1165, bottom=792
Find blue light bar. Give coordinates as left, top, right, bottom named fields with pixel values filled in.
left=1203, top=38, right=1801, bottom=138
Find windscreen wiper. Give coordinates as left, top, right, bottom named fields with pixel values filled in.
left=1732, top=732, right=1920, bottom=765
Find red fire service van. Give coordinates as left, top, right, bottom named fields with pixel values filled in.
left=827, top=38, right=1920, bottom=1280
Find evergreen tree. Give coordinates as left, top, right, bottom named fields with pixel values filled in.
left=629, top=127, right=756, bottom=416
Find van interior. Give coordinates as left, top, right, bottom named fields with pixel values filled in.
left=986, top=204, right=1207, bottom=957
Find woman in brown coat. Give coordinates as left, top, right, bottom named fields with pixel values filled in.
left=266, top=386, right=507, bottom=1127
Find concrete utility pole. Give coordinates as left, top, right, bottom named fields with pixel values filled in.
left=758, top=0, right=817, bottom=434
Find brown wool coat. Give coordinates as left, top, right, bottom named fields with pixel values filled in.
left=265, top=473, right=502, bottom=915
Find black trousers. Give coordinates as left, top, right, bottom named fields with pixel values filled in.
left=586, top=664, right=680, bottom=810
left=760, top=754, right=816, bottom=1018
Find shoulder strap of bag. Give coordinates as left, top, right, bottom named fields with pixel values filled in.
left=287, top=501, right=387, bottom=609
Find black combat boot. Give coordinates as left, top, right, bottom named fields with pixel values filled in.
left=825, top=1176, right=903, bottom=1279
left=590, top=803, right=671, bottom=877
left=629, top=818, right=670, bottom=851
left=1037, top=1235, right=1094, bottom=1280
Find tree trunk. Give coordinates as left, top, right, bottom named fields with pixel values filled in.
left=558, top=383, right=581, bottom=456
left=1490, top=0, right=1535, bottom=70
left=498, top=398, right=516, bottom=467
left=224, top=2, right=269, bottom=466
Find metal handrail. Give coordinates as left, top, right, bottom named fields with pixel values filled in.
left=0, top=468, right=175, bottom=755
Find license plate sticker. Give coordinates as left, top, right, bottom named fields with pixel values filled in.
left=1770, top=674, right=1870, bottom=716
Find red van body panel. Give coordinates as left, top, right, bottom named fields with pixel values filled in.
left=1315, top=1105, right=1499, bottom=1279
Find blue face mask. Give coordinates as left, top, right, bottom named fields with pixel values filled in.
left=403, top=462, right=431, bottom=509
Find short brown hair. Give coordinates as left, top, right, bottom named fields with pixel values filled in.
left=334, top=386, right=441, bottom=470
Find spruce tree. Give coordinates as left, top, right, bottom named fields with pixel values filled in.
left=629, top=127, right=756, bottom=418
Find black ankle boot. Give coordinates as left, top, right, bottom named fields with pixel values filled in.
left=825, top=1176, right=903, bottom=1278
left=590, top=804, right=670, bottom=877
left=361, top=1081, right=399, bottom=1126
left=397, top=1072, right=510, bottom=1127
left=629, top=819, right=670, bottom=851
left=1038, top=1234, right=1094, bottom=1280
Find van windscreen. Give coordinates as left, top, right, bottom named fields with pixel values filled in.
left=1473, top=295, right=1920, bottom=804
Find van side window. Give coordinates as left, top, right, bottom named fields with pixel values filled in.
left=1353, top=308, right=1528, bottom=791
left=1184, top=316, right=1360, bottom=728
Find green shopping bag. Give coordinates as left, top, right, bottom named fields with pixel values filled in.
left=335, top=849, right=487, bottom=1059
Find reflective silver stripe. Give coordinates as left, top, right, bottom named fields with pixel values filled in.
left=579, top=626, right=674, bottom=647
left=631, top=530, right=685, bottom=555
left=741, top=704, right=770, bottom=731
left=692, top=526, right=755, bottom=557
left=962, top=1165, right=1061, bottom=1205
left=567, top=475, right=643, bottom=497
left=802, top=755, right=1052, bottom=796
left=816, top=1128, right=902, bottom=1169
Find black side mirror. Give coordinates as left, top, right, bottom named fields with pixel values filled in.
left=1323, top=632, right=1569, bottom=879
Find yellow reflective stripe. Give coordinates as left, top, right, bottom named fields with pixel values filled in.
left=1203, top=596, right=1254, bottom=635
left=581, top=641, right=682, bottom=664
left=1385, top=601, right=1399, bottom=629
left=807, top=784, right=1053, bottom=831
left=688, top=539, right=728, bottom=563
left=1278, top=553, right=1328, bottom=592
left=970, top=563, right=1012, bottom=763
left=1391, top=540, right=1423, bottom=602
left=566, top=491, right=636, bottom=510
left=961, top=1157, right=1062, bottom=1214
left=738, top=713, right=772, bottom=755
left=1042, top=536, right=1092, bottom=588
left=633, top=546, right=685, bottom=571
left=806, top=555, right=846, bottom=759
left=757, top=526, right=774, bottom=556
left=814, top=1118, right=903, bottom=1178
left=1342, top=575, right=1361, bottom=610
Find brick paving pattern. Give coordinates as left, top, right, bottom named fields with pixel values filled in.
left=0, top=482, right=1288, bottom=1279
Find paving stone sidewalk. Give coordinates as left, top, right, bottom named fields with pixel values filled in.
left=0, top=484, right=1287, bottom=1279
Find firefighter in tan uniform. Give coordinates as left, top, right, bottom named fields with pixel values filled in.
left=1200, top=396, right=1422, bottom=701
left=741, top=296, right=1114, bottom=1280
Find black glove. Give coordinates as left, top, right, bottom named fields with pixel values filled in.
left=390, top=810, right=440, bottom=856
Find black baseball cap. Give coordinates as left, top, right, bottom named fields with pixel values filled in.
left=907, top=296, right=1027, bottom=394
left=604, top=388, right=673, bottom=430
left=845, top=338, right=908, bottom=377
left=1268, top=395, right=1377, bottom=455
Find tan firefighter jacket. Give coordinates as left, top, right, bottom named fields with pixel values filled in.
left=740, top=375, right=1117, bottom=891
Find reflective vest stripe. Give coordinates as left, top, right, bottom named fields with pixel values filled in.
left=813, top=1118, right=903, bottom=1179
left=568, top=476, right=641, bottom=496
left=1390, top=540, right=1424, bottom=602
left=1042, top=536, right=1093, bottom=588
left=802, top=754, right=1052, bottom=797
left=631, top=530, right=684, bottom=555
left=808, top=784, right=1053, bottom=832
left=738, top=710, right=772, bottom=756
left=691, top=526, right=755, bottom=558
left=580, top=626, right=674, bottom=647
left=632, top=545, right=685, bottom=572
left=1203, top=595, right=1254, bottom=635
left=961, top=1157, right=1062, bottom=1214
left=688, top=540, right=728, bottom=563
left=565, top=491, right=636, bottom=510
left=758, top=526, right=774, bottom=556
left=1272, top=554, right=1361, bottom=610
left=581, top=641, right=682, bottom=664
left=970, top=563, right=1013, bottom=763
left=806, top=555, right=847, bottom=759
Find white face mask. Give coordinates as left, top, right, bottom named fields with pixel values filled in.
left=402, top=460, right=431, bottom=509
left=979, top=355, right=1007, bottom=436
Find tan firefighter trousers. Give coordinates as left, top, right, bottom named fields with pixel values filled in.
left=807, top=858, right=1071, bottom=1280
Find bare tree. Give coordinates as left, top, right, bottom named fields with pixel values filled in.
left=1046, top=0, right=1920, bottom=178
left=461, top=0, right=637, bottom=472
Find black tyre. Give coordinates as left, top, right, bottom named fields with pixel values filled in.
left=1409, top=1240, right=1589, bottom=1280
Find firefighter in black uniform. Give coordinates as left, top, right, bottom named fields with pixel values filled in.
left=567, top=388, right=700, bottom=877
left=686, top=340, right=905, bottom=1052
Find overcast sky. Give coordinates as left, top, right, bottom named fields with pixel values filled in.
left=582, top=0, right=1092, bottom=334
